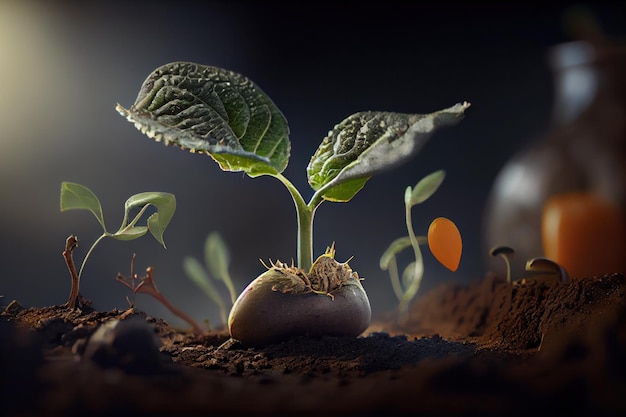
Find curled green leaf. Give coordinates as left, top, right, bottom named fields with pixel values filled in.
left=116, top=62, right=290, bottom=176
left=112, top=226, right=148, bottom=241
left=308, top=102, right=470, bottom=201
left=120, top=192, right=176, bottom=248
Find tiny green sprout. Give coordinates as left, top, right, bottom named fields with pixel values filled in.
left=117, top=62, right=470, bottom=345
left=116, top=254, right=206, bottom=335
left=60, top=182, right=176, bottom=308
left=490, top=246, right=515, bottom=283
left=380, top=170, right=462, bottom=323
left=525, top=257, right=570, bottom=283
left=183, top=231, right=237, bottom=327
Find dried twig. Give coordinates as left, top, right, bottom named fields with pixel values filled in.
left=62, top=235, right=80, bottom=309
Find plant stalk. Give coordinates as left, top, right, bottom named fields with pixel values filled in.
left=274, top=174, right=317, bottom=272
left=62, top=235, right=80, bottom=309
left=398, top=202, right=424, bottom=322
left=79, top=233, right=108, bottom=279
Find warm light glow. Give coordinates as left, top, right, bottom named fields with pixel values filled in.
left=542, top=191, right=626, bottom=278
left=0, top=1, right=72, bottom=165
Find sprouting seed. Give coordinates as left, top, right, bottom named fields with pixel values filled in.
left=525, top=257, right=570, bottom=283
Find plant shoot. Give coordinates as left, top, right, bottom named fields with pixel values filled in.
left=380, top=170, right=462, bottom=322
left=60, top=182, right=176, bottom=308
left=117, top=62, right=469, bottom=344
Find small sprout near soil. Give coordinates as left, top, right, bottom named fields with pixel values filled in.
left=525, top=257, right=570, bottom=284
left=60, top=182, right=176, bottom=308
left=489, top=245, right=569, bottom=284
left=490, top=246, right=515, bottom=283
left=183, top=231, right=238, bottom=328
left=117, top=254, right=206, bottom=335
left=380, top=170, right=462, bottom=323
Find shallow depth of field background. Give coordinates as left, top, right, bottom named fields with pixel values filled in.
left=1, top=1, right=624, bottom=327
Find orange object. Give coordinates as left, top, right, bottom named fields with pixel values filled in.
left=428, top=217, right=462, bottom=272
left=542, top=191, right=626, bottom=279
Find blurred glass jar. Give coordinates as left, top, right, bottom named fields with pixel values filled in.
left=483, top=40, right=626, bottom=280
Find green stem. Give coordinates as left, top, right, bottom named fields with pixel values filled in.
left=78, top=233, right=109, bottom=279
left=398, top=202, right=424, bottom=320
left=387, top=255, right=404, bottom=301
left=274, top=173, right=318, bottom=272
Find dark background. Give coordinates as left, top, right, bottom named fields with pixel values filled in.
left=1, top=1, right=624, bottom=327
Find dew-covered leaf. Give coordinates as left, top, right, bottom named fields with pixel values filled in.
left=116, top=62, right=290, bottom=176
left=307, top=102, right=469, bottom=201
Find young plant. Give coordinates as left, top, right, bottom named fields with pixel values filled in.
left=116, top=253, right=206, bottom=335
left=489, top=246, right=515, bottom=283
left=183, top=231, right=237, bottom=327
left=116, top=62, right=470, bottom=345
left=60, top=182, right=176, bottom=308
left=489, top=245, right=570, bottom=284
left=380, top=170, right=462, bottom=323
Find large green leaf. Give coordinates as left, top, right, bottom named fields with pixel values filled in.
left=307, top=102, right=470, bottom=201
left=116, top=62, right=290, bottom=176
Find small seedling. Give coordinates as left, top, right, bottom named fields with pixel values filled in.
left=183, top=231, right=237, bottom=327
left=116, top=254, right=206, bottom=335
left=490, top=245, right=515, bottom=283
left=380, top=170, right=462, bottom=323
left=489, top=245, right=569, bottom=284
left=525, top=257, right=570, bottom=283
left=117, top=62, right=469, bottom=345
left=60, top=182, right=176, bottom=308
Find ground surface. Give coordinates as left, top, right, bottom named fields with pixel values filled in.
left=2, top=272, right=625, bottom=416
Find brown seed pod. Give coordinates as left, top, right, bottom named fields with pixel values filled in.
left=228, top=255, right=371, bottom=347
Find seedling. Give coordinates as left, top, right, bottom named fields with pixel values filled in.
left=116, top=254, right=206, bottom=335
left=60, top=182, right=176, bottom=308
left=380, top=170, right=462, bottom=323
left=490, top=246, right=515, bottom=283
left=489, top=246, right=570, bottom=284
left=117, top=62, right=469, bottom=345
left=525, top=257, right=570, bottom=283
left=183, top=231, right=237, bottom=327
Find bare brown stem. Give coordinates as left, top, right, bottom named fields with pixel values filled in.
left=142, top=267, right=207, bottom=336
left=62, top=235, right=80, bottom=309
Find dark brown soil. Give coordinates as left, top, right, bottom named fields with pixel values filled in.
left=2, top=272, right=625, bottom=417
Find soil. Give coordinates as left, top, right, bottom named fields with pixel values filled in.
left=2, top=272, right=625, bottom=417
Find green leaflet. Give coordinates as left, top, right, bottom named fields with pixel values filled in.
left=116, top=62, right=290, bottom=176
left=307, top=103, right=470, bottom=201
left=405, top=170, right=446, bottom=207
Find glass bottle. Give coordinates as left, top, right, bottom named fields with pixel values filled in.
left=483, top=40, right=626, bottom=280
